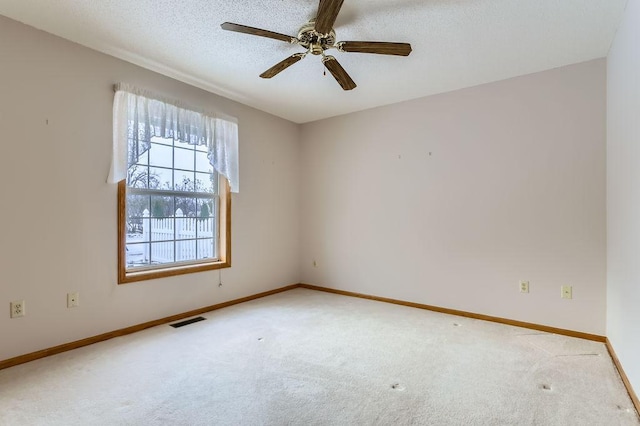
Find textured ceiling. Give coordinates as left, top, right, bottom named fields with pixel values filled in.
left=0, top=0, right=627, bottom=123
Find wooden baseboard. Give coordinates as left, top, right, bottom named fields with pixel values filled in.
left=606, top=338, right=640, bottom=415
left=297, top=283, right=606, bottom=342
left=0, top=281, right=620, bottom=381
left=0, top=284, right=299, bottom=371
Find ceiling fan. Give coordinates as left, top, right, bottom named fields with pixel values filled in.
left=221, top=0, right=412, bottom=91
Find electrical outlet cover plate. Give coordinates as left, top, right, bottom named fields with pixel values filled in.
left=10, top=300, right=25, bottom=318
left=519, top=280, right=529, bottom=293
left=67, top=292, right=80, bottom=308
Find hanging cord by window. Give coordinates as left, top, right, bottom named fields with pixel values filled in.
left=218, top=270, right=223, bottom=287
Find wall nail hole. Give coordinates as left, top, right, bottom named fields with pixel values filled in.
left=391, top=383, right=405, bottom=391
left=257, top=337, right=264, bottom=341
left=540, top=384, right=551, bottom=391
left=453, top=323, right=461, bottom=327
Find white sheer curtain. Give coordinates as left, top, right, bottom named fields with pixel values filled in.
left=107, top=84, right=239, bottom=193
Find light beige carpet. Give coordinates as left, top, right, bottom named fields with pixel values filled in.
left=0, top=288, right=638, bottom=425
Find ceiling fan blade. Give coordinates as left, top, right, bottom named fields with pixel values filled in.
left=322, top=56, right=356, bottom=90
left=315, top=0, right=344, bottom=34
left=221, top=22, right=295, bottom=43
left=260, top=54, right=305, bottom=79
left=339, top=41, right=412, bottom=56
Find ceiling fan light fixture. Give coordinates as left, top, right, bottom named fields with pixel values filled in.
left=310, top=43, right=324, bottom=55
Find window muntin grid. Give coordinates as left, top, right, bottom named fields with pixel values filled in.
left=124, top=136, right=220, bottom=271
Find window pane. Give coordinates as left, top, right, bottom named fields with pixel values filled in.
left=175, top=197, right=197, bottom=217
left=174, top=147, right=194, bottom=171
left=150, top=216, right=174, bottom=242
left=126, top=242, right=150, bottom=267
left=150, top=242, right=175, bottom=264
left=135, top=147, right=149, bottom=166
left=174, top=139, right=192, bottom=149
left=197, top=238, right=216, bottom=260
left=128, top=139, right=149, bottom=166
left=126, top=194, right=149, bottom=240
left=151, top=136, right=172, bottom=146
left=197, top=199, right=214, bottom=218
left=176, top=240, right=197, bottom=262
left=175, top=218, right=195, bottom=240
left=148, top=166, right=172, bottom=190
left=127, top=165, right=152, bottom=189
left=196, top=218, right=215, bottom=239
left=195, top=143, right=207, bottom=152
left=195, top=172, right=215, bottom=193
left=174, top=169, right=194, bottom=192
left=149, top=143, right=173, bottom=168
left=195, top=151, right=211, bottom=173
left=150, top=195, right=174, bottom=218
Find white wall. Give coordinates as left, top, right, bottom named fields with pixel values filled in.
left=607, top=0, right=640, bottom=399
left=300, top=60, right=607, bottom=335
left=0, top=16, right=301, bottom=361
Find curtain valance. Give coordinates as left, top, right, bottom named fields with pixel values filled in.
left=107, top=84, right=239, bottom=192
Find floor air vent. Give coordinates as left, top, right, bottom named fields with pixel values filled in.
left=170, top=316, right=206, bottom=328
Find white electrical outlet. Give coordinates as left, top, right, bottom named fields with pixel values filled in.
left=10, top=300, right=25, bottom=318
left=519, top=280, right=529, bottom=293
left=67, top=292, right=80, bottom=308
left=561, top=285, right=572, bottom=299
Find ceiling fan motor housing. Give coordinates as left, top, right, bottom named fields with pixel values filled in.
left=298, top=20, right=336, bottom=55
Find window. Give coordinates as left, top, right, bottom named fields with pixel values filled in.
left=109, top=85, right=238, bottom=284
left=118, top=137, right=231, bottom=283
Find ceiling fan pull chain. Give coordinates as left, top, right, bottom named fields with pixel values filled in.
left=321, top=51, right=327, bottom=76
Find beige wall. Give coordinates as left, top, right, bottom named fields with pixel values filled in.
left=300, top=59, right=607, bottom=335
left=607, top=0, right=640, bottom=398
left=0, top=16, right=301, bottom=361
